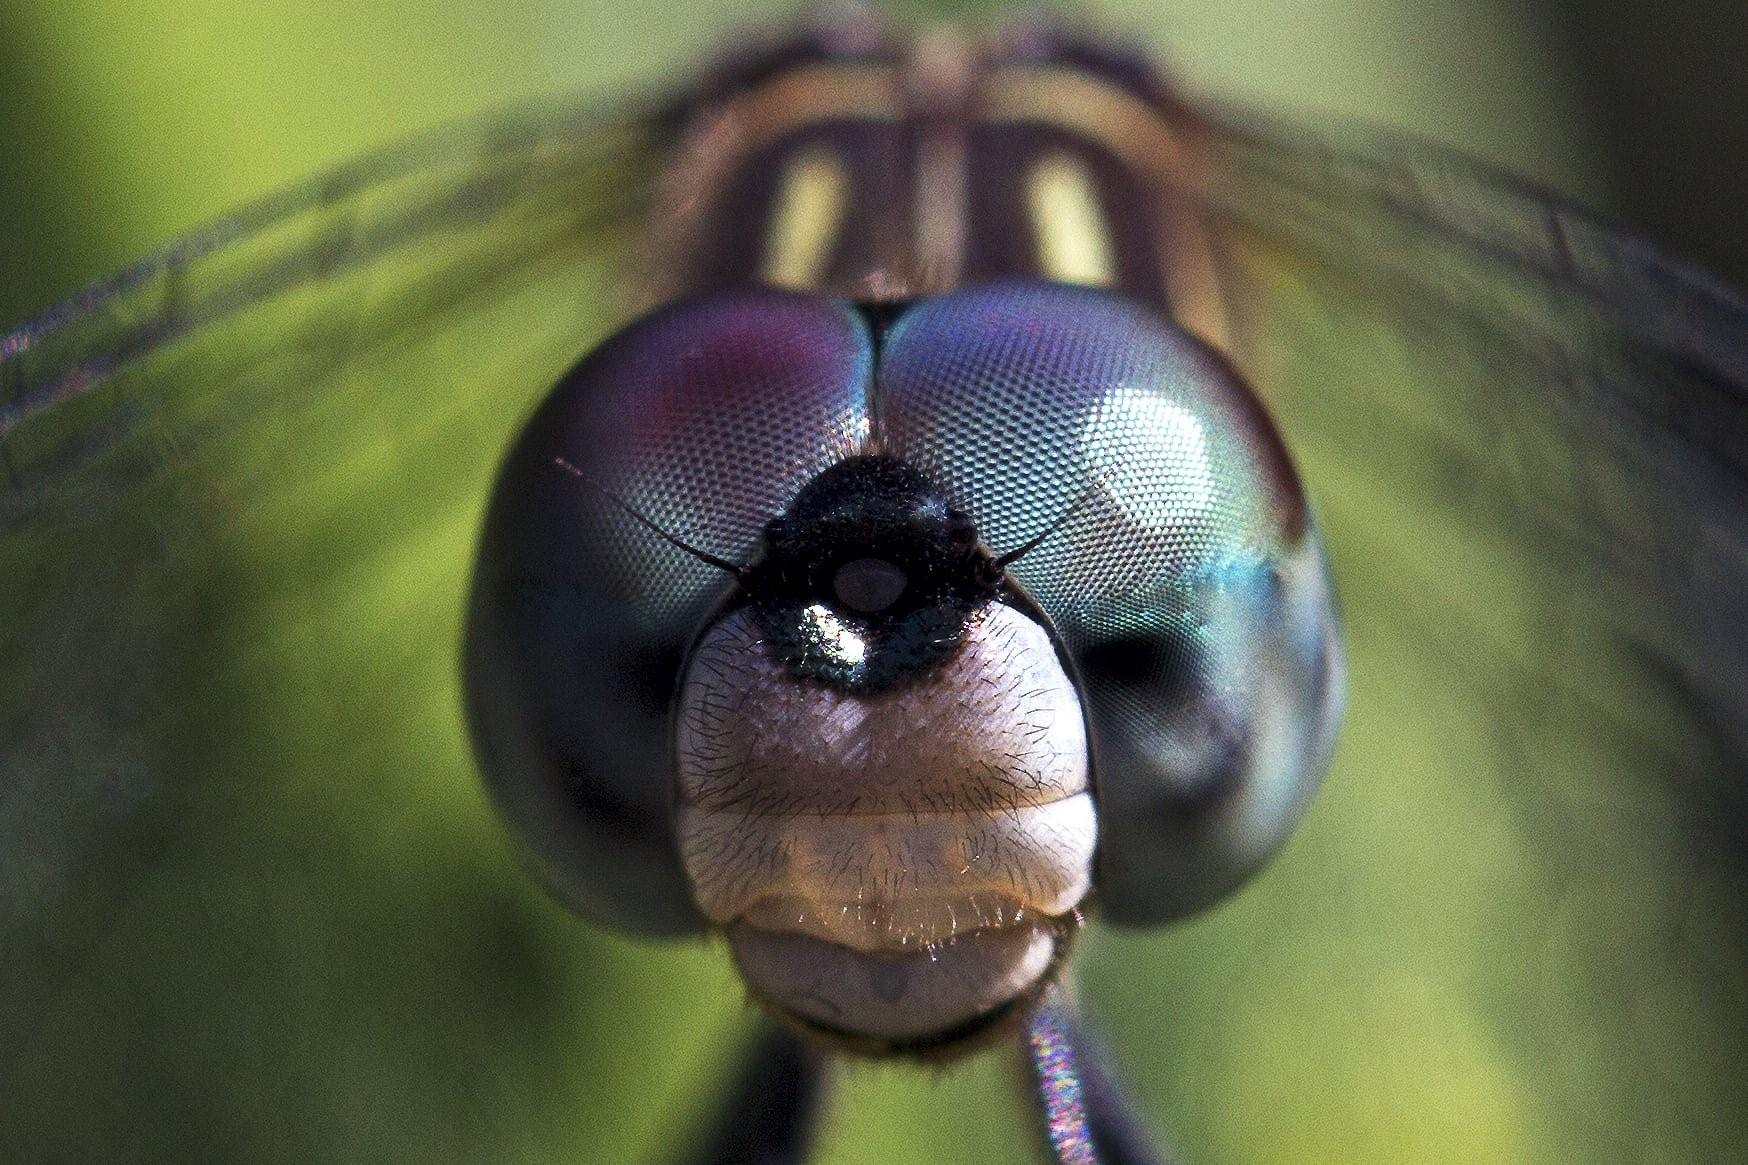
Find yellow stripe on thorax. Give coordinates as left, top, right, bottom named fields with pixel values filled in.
left=1028, top=151, right=1116, bottom=287
left=761, top=146, right=851, bottom=290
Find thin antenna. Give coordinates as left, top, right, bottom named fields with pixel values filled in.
left=554, top=457, right=747, bottom=578
left=994, top=478, right=1104, bottom=569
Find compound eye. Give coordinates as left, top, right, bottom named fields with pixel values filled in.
left=832, top=557, right=907, bottom=612
left=465, top=289, right=874, bottom=935
left=871, top=282, right=1343, bottom=924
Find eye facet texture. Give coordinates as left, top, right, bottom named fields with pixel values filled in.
left=465, top=290, right=873, bottom=934
left=875, top=282, right=1343, bottom=923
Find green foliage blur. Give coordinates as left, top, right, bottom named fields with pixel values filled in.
left=2, top=2, right=1745, bottom=1163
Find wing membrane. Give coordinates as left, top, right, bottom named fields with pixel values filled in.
left=1113, top=108, right=1748, bottom=1157
left=1204, top=110, right=1748, bottom=804
left=2, top=95, right=665, bottom=431
left=0, top=94, right=761, bottom=1160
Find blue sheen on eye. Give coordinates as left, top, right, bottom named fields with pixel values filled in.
left=868, top=281, right=1343, bottom=925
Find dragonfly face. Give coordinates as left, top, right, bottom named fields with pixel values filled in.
left=464, top=27, right=1341, bottom=1057
left=468, top=281, right=1340, bottom=1053
left=7, top=9, right=1748, bottom=1165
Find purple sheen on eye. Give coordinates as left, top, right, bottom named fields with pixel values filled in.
left=465, top=289, right=878, bottom=937
left=571, top=289, right=875, bottom=560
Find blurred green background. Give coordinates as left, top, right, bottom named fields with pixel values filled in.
left=3, top=2, right=1745, bottom=1163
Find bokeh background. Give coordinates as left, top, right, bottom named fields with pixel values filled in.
left=3, top=1, right=1745, bottom=1162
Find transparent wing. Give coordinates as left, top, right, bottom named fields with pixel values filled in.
left=1084, top=109, right=1748, bottom=1159
left=0, top=95, right=761, bottom=1159
left=2, top=94, right=666, bottom=430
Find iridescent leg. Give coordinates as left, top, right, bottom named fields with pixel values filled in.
left=1020, top=986, right=1171, bottom=1165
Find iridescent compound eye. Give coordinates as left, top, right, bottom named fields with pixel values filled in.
left=464, top=280, right=1342, bottom=1049
left=872, top=284, right=1343, bottom=926
left=465, top=289, right=874, bottom=936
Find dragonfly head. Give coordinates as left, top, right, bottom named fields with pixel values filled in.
left=465, top=280, right=1343, bottom=1052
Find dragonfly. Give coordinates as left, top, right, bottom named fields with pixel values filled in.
left=4, top=9, right=1747, bottom=1164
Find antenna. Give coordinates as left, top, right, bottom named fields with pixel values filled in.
left=553, top=457, right=747, bottom=578
left=993, top=477, right=1105, bottom=570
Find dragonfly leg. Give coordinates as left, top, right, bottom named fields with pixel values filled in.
left=1019, top=985, right=1172, bottom=1165
left=674, top=1020, right=830, bottom=1165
